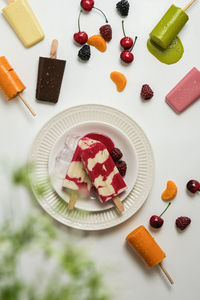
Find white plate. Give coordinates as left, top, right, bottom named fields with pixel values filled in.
left=29, top=104, right=154, bottom=231
left=48, top=121, right=138, bottom=212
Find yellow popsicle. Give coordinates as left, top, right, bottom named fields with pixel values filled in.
left=2, top=0, right=45, bottom=48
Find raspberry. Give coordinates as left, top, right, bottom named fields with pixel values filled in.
left=110, top=147, right=123, bottom=162
left=141, top=84, right=154, bottom=100
left=78, top=45, right=91, bottom=61
left=176, top=217, right=191, bottom=230
left=116, top=0, right=130, bottom=17
left=99, top=24, right=112, bottom=42
left=115, top=160, right=127, bottom=177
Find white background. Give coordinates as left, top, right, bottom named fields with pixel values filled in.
left=0, top=0, right=200, bottom=299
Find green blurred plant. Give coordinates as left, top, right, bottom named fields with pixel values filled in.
left=12, top=163, right=48, bottom=196
left=0, top=165, right=110, bottom=300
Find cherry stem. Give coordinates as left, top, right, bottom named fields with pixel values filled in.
left=93, top=7, right=108, bottom=23
left=129, top=36, right=138, bottom=52
left=122, top=20, right=126, bottom=37
left=78, top=9, right=82, bottom=32
left=159, top=202, right=171, bottom=217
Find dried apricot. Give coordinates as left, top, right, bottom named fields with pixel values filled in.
left=161, top=180, right=177, bottom=201
left=110, top=71, right=127, bottom=92
left=88, top=35, right=107, bottom=52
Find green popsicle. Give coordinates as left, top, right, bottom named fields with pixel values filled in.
left=150, top=4, right=189, bottom=49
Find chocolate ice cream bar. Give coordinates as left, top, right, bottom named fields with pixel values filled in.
left=36, top=40, right=66, bottom=103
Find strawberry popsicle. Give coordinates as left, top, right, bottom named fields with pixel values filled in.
left=80, top=138, right=126, bottom=212
left=126, top=225, right=174, bottom=284
left=166, top=67, right=200, bottom=113
left=63, top=142, right=92, bottom=194
left=84, top=132, right=114, bottom=152
left=0, top=56, right=36, bottom=116
left=63, top=134, right=115, bottom=210
left=2, top=0, right=44, bottom=48
left=63, top=139, right=92, bottom=210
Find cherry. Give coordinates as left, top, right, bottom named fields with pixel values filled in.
left=120, top=37, right=133, bottom=50
left=120, top=20, right=133, bottom=50
left=187, top=180, right=200, bottom=194
left=149, top=215, right=164, bottom=228
left=120, top=50, right=134, bottom=63
left=74, top=32, right=88, bottom=45
left=81, top=0, right=94, bottom=11
left=149, top=202, right=171, bottom=229
left=120, top=36, right=137, bottom=64
left=73, top=10, right=88, bottom=45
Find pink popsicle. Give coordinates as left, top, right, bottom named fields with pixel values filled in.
left=80, top=138, right=126, bottom=207
left=166, top=67, right=200, bottom=113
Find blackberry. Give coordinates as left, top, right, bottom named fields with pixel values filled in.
left=100, top=24, right=112, bottom=42
left=110, top=147, right=123, bottom=162
left=116, top=0, right=130, bottom=17
left=141, top=84, right=154, bottom=100
left=115, top=160, right=127, bottom=177
left=78, top=45, right=91, bottom=61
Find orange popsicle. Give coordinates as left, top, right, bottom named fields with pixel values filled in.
left=126, top=225, right=174, bottom=284
left=0, top=56, right=25, bottom=100
left=0, top=56, right=35, bottom=116
left=126, top=225, right=166, bottom=268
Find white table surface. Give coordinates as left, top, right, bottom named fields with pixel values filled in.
left=0, top=0, right=200, bottom=299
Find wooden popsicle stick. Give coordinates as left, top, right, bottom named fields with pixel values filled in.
left=18, top=93, right=36, bottom=117
left=183, top=0, right=196, bottom=11
left=68, top=191, right=78, bottom=210
left=159, top=262, right=174, bottom=285
left=50, top=39, right=58, bottom=59
left=113, top=197, right=124, bottom=214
